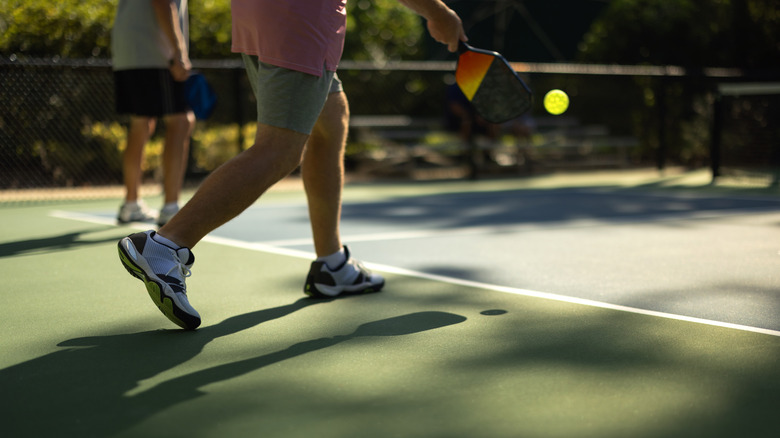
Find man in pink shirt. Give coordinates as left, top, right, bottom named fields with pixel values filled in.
left=231, top=1, right=347, bottom=77
left=118, top=0, right=468, bottom=330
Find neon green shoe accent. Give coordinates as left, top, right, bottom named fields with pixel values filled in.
left=118, top=247, right=144, bottom=279
left=144, top=282, right=187, bottom=329
left=118, top=238, right=198, bottom=330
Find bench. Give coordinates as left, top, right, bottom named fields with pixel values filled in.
left=347, top=115, right=639, bottom=177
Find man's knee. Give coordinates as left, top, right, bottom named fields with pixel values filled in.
left=164, top=112, right=196, bottom=133
left=312, top=92, right=349, bottom=142
left=252, top=123, right=308, bottom=167
left=129, top=116, right=156, bottom=133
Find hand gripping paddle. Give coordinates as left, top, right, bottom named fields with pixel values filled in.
left=455, top=42, right=533, bottom=124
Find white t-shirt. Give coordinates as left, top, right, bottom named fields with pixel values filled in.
left=111, top=0, right=189, bottom=71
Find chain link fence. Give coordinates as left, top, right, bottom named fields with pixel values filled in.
left=1, top=56, right=774, bottom=202
left=1, top=58, right=119, bottom=189
left=0, top=57, right=253, bottom=194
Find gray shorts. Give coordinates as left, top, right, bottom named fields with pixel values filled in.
left=242, top=54, right=343, bottom=135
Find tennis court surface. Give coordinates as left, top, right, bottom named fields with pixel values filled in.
left=1, top=168, right=778, bottom=438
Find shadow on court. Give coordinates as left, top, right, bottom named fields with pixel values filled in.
left=2, top=174, right=779, bottom=437
left=0, top=227, right=126, bottom=258
left=340, top=188, right=780, bottom=229
left=1, top=297, right=465, bottom=437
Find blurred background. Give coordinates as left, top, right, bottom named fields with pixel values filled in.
left=1, top=0, right=778, bottom=197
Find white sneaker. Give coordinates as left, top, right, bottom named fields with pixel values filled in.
left=117, top=201, right=156, bottom=224
left=157, top=203, right=180, bottom=226
left=304, top=246, right=385, bottom=297
left=117, top=230, right=200, bottom=330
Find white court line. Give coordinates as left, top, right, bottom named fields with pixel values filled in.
left=51, top=210, right=121, bottom=226
left=255, top=226, right=509, bottom=247
left=370, top=264, right=780, bottom=338
left=51, top=209, right=780, bottom=337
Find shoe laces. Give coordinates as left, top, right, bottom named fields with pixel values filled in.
left=165, top=251, right=192, bottom=289
left=350, top=258, right=368, bottom=273
left=342, top=258, right=372, bottom=282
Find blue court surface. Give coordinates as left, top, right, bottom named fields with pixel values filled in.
left=2, top=169, right=779, bottom=437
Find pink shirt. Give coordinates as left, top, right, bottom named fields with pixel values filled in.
left=231, top=0, right=347, bottom=77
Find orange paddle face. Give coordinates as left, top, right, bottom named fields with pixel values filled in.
left=455, top=43, right=533, bottom=124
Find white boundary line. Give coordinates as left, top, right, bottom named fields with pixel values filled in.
left=50, top=210, right=123, bottom=227
left=368, top=264, right=780, bottom=337
left=51, top=209, right=780, bottom=337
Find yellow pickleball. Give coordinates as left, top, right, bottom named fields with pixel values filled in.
left=543, top=89, right=569, bottom=115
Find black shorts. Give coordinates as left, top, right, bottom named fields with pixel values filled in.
left=114, top=69, right=189, bottom=117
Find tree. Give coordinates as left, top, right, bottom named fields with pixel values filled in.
left=0, top=0, right=114, bottom=58
left=578, top=0, right=779, bottom=69
left=1, top=0, right=426, bottom=61
left=574, top=0, right=779, bottom=168
left=345, top=0, right=425, bottom=62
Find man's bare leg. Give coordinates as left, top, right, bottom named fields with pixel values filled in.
left=301, top=91, right=349, bottom=258
left=161, top=111, right=195, bottom=204
left=299, top=91, right=386, bottom=298
left=158, top=123, right=309, bottom=248
left=123, top=116, right=156, bottom=202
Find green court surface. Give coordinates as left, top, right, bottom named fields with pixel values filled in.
left=1, top=169, right=779, bottom=438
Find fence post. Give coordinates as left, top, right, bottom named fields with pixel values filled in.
left=656, top=77, right=667, bottom=172
left=710, top=88, right=722, bottom=184
left=234, top=67, right=246, bottom=153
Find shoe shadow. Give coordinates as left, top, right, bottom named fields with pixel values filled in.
left=0, top=297, right=465, bottom=437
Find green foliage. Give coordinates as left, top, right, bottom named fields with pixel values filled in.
left=0, top=0, right=115, bottom=58
left=190, top=0, right=426, bottom=61
left=0, top=0, right=428, bottom=186
left=0, top=0, right=426, bottom=61
left=190, top=122, right=254, bottom=172
left=32, top=121, right=126, bottom=186
left=578, top=0, right=779, bottom=68
left=345, top=0, right=424, bottom=61
left=575, top=0, right=779, bottom=167
left=188, top=0, right=233, bottom=59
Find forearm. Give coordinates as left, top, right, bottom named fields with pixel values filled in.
left=397, top=0, right=451, bottom=21
left=396, top=0, right=466, bottom=52
left=151, top=0, right=188, bottom=62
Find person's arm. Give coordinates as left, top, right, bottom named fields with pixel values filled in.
left=397, top=0, right=467, bottom=52
left=151, top=0, right=190, bottom=81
